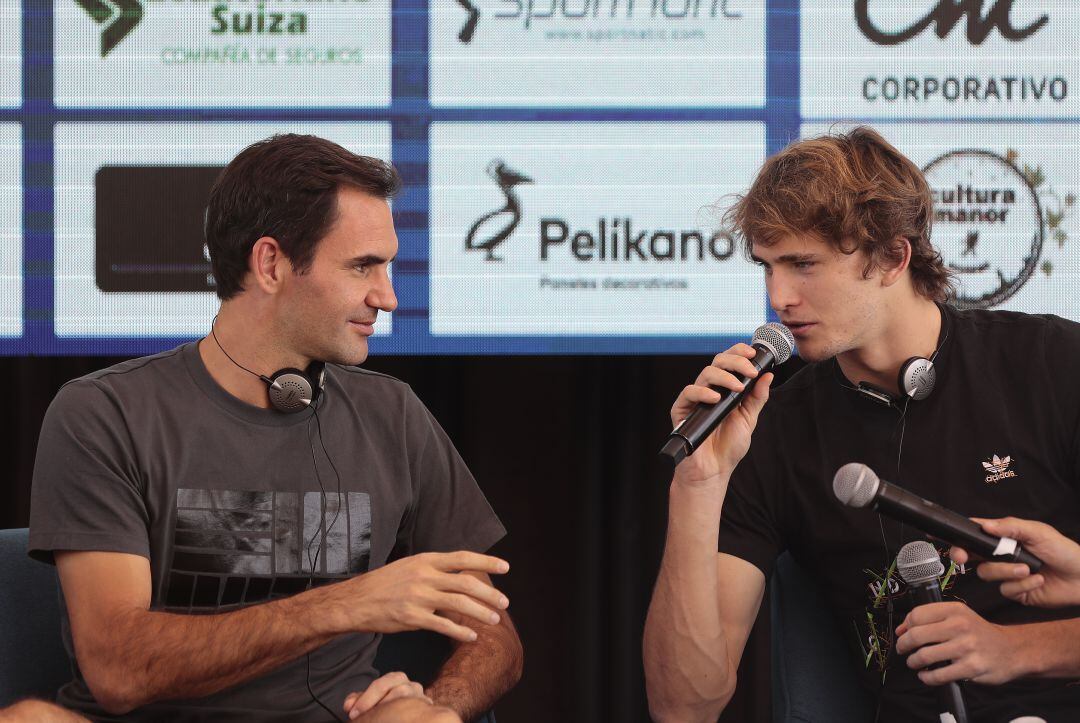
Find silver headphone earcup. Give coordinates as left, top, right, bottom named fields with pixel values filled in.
left=898, top=357, right=936, bottom=402
left=268, top=371, right=313, bottom=413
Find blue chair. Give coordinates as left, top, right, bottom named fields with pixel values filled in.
left=770, top=551, right=876, bottom=723
left=0, top=528, right=70, bottom=708
left=0, top=528, right=494, bottom=722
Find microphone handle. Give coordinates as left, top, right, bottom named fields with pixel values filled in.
left=908, top=581, right=970, bottom=723
left=875, top=482, right=1043, bottom=572
left=659, top=345, right=776, bottom=466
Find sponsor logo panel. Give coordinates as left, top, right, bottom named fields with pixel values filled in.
left=803, top=123, right=1080, bottom=318
left=54, top=122, right=391, bottom=336
left=57, top=0, right=391, bottom=107
left=430, top=0, right=765, bottom=107
left=430, top=122, right=767, bottom=335
left=802, top=1, right=1078, bottom=118
left=0, top=125, right=21, bottom=338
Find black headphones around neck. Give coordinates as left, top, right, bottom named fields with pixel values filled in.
left=854, top=355, right=937, bottom=406
left=850, top=309, right=950, bottom=408
left=210, top=318, right=326, bottom=413
left=263, top=364, right=326, bottom=413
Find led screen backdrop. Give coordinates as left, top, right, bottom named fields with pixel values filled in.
left=3, top=0, right=1076, bottom=354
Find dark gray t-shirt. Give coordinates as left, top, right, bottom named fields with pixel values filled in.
left=28, top=342, right=506, bottom=721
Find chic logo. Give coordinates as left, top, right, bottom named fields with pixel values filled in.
left=855, top=0, right=1048, bottom=46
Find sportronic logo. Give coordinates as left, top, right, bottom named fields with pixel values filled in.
left=76, top=0, right=143, bottom=57
left=465, top=160, right=533, bottom=261
left=453, top=0, right=743, bottom=41
left=855, top=0, right=1048, bottom=46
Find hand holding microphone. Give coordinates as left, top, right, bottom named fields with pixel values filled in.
left=895, top=540, right=1027, bottom=689
left=832, top=463, right=1044, bottom=572
left=896, top=541, right=969, bottom=723
left=659, top=323, right=794, bottom=478
left=950, top=517, right=1080, bottom=608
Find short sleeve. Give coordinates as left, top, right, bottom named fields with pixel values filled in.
left=394, top=389, right=505, bottom=557
left=1042, top=316, right=1080, bottom=484
left=717, top=412, right=787, bottom=579
left=28, top=380, right=150, bottom=564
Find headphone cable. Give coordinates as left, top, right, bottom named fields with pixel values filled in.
left=303, top=395, right=347, bottom=722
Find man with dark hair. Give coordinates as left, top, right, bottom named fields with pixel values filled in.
left=29, top=134, right=522, bottom=722
left=644, top=126, right=1080, bottom=722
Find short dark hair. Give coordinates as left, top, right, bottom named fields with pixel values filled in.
left=205, top=134, right=401, bottom=300
left=725, top=126, right=954, bottom=302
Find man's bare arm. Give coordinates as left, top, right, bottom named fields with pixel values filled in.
left=643, top=346, right=774, bottom=723
left=643, top=478, right=766, bottom=723
left=56, top=549, right=510, bottom=715
left=425, top=571, right=523, bottom=721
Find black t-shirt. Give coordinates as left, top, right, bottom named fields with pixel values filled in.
left=719, top=304, right=1080, bottom=723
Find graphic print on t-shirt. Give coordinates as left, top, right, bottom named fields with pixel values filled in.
left=164, top=488, right=371, bottom=612
left=855, top=544, right=968, bottom=679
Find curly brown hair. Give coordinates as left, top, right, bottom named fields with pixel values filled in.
left=724, top=126, right=954, bottom=302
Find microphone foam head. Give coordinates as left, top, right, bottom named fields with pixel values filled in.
left=752, top=323, right=795, bottom=364
left=897, top=540, right=945, bottom=584
left=832, top=462, right=880, bottom=508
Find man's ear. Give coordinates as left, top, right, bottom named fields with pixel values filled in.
left=248, top=236, right=291, bottom=294
left=880, top=236, right=912, bottom=287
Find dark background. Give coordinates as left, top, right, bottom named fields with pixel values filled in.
left=0, top=353, right=805, bottom=722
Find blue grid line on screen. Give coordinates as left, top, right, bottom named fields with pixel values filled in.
left=12, top=0, right=805, bottom=355
left=21, top=0, right=52, bottom=354
left=762, top=0, right=798, bottom=326
left=801, top=117, right=1080, bottom=126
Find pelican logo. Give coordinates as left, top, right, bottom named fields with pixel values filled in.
left=465, top=160, right=533, bottom=261
left=456, top=0, right=480, bottom=42
left=76, top=0, right=143, bottom=57
left=923, top=148, right=1075, bottom=309
left=855, top=0, right=1048, bottom=46
left=982, top=454, right=1017, bottom=483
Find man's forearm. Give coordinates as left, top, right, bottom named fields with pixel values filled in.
left=643, top=476, right=733, bottom=722
left=0, top=700, right=90, bottom=722
left=426, top=613, right=523, bottom=722
left=1013, top=617, right=1080, bottom=680
left=86, top=583, right=346, bottom=713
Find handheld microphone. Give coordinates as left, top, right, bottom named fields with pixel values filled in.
left=833, top=463, right=1043, bottom=572
left=659, top=323, right=795, bottom=467
left=897, top=541, right=970, bottom=723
